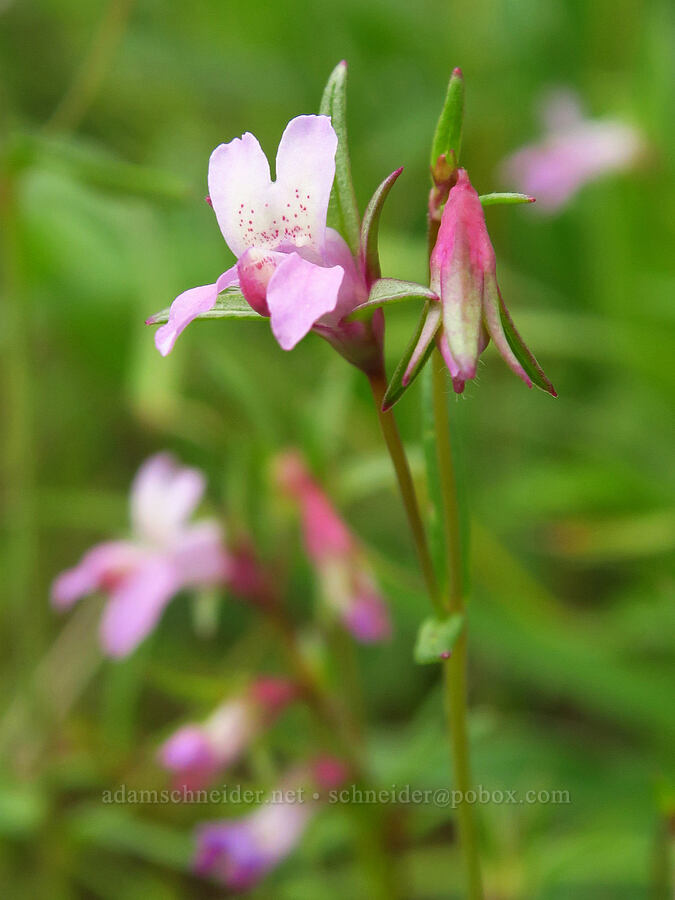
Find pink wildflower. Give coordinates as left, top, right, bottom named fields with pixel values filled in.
left=275, top=451, right=391, bottom=643
left=51, top=454, right=229, bottom=657
left=153, top=115, right=370, bottom=358
left=502, top=89, right=645, bottom=212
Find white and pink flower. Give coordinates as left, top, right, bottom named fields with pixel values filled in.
left=159, top=678, right=297, bottom=789
left=51, top=454, right=229, bottom=657
left=154, top=115, right=369, bottom=357
left=194, top=757, right=347, bottom=891
left=501, top=89, right=645, bottom=212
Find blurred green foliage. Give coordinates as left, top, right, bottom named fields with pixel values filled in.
left=1, top=0, right=674, bottom=897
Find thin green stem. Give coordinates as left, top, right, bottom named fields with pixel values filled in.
left=369, top=359, right=483, bottom=898
left=368, top=372, right=444, bottom=616
left=431, top=350, right=483, bottom=899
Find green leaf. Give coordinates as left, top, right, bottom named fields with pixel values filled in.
left=430, top=67, right=465, bottom=170
left=319, top=61, right=360, bottom=256
left=145, top=287, right=263, bottom=326
left=348, top=278, right=438, bottom=318
left=495, top=287, right=557, bottom=396
left=382, top=301, right=441, bottom=411
left=480, top=192, right=535, bottom=207
left=414, top=613, right=464, bottom=664
left=360, top=168, right=403, bottom=282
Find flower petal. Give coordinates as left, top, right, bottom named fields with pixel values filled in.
left=237, top=247, right=287, bottom=317
left=275, top=115, right=337, bottom=253
left=208, top=133, right=272, bottom=257
left=170, top=520, right=230, bottom=586
left=155, top=267, right=238, bottom=356
left=266, top=253, right=344, bottom=351
left=51, top=541, right=143, bottom=610
left=343, top=580, right=392, bottom=643
left=319, top=227, right=367, bottom=323
left=131, top=454, right=206, bottom=546
left=99, top=558, right=179, bottom=657
left=438, top=333, right=467, bottom=394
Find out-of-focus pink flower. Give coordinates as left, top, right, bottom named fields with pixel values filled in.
left=153, top=114, right=369, bottom=357
left=501, top=90, right=645, bottom=212
left=51, top=454, right=229, bottom=658
left=159, top=677, right=296, bottom=790
left=427, top=168, right=556, bottom=395
left=194, top=757, right=346, bottom=891
left=275, top=451, right=391, bottom=643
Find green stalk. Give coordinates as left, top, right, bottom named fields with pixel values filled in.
left=368, top=372, right=444, bottom=616
left=369, top=365, right=482, bottom=896
left=431, top=351, right=483, bottom=899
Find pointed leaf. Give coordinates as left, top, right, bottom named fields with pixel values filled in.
left=382, top=301, right=441, bottom=411
left=360, top=168, right=403, bottom=283
left=414, top=613, right=464, bottom=664
left=145, top=288, right=264, bottom=326
left=498, top=294, right=557, bottom=396
left=319, top=61, right=360, bottom=256
left=348, top=278, right=439, bottom=319
left=430, top=67, right=465, bottom=170
left=480, top=192, right=535, bottom=207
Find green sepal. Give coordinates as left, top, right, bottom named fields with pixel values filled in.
left=359, top=168, right=403, bottom=283
left=146, top=288, right=263, bottom=326
left=430, top=67, right=465, bottom=173
left=382, top=301, right=441, bottom=411
left=414, top=613, right=465, bottom=664
left=319, top=61, right=360, bottom=256
left=497, top=293, right=557, bottom=396
left=480, top=192, right=535, bottom=207
left=348, top=278, right=438, bottom=319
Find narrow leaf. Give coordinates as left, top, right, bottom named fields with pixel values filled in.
left=414, top=613, right=464, bottom=664
left=348, top=278, right=439, bottom=318
left=498, top=291, right=557, bottom=396
left=382, top=301, right=441, bottom=411
left=360, top=168, right=403, bottom=283
left=430, top=67, right=465, bottom=170
left=319, top=61, right=360, bottom=256
left=146, top=288, right=263, bottom=326
left=480, top=192, right=535, bottom=207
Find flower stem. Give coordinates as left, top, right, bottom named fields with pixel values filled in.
left=431, top=350, right=483, bottom=900
left=368, top=373, right=444, bottom=617
left=369, top=364, right=483, bottom=898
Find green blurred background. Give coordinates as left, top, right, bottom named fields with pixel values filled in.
left=1, top=0, right=674, bottom=897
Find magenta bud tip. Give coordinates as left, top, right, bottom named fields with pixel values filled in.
left=204, top=195, right=213, bottom=207
left=144, top=316, right=156, bottom=326
left=527, top=196, right=536, bottom=203
left=440, top=651, right=451, bottom=659
left=452, top=67, right=463, bottom=78
left=339, top=60, right=348, bottom=68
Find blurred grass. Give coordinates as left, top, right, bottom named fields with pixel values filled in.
left=1, top=0, right=674, bottom=897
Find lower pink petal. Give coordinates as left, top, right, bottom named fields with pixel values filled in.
left=155, top=267, right=238, bottom=356
left=100, top=558, right=179, bottom=657
left=266, top=253, right=344, bottom=351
